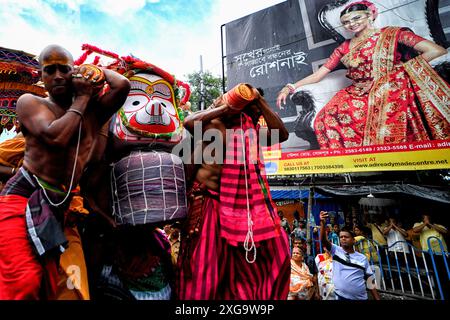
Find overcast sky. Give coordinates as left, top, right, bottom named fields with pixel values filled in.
left=0, top=0, right=285, bottom=80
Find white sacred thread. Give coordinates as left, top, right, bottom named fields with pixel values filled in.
left=241, top=114, right=256, bottom=264
left=34, top=122, right=82, bottom=207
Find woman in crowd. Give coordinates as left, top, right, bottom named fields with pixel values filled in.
left=288, top=247, right=315, bottom=300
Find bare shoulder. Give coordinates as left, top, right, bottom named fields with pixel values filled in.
left=209, top=118, right=226, bottom=129
left=205, top=118, right=227, bottom=137
left=17, top=93, right=41, bottom=106
left=16, top=93, right=46, bottom=111
left=16, top=94, right=54, bottom=123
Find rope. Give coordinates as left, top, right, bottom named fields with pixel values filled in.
left=241, top=114, right=256, bottom=263
left=34, top=122, right=82, bottom=207
left=110, top=151, right=187, bottom=225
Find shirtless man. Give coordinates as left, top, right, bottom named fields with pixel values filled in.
left=0, top=44, right=130, bottom=299
left=187, top=90, right=288, bottom=189
left=20, top=45, right=130, bottom=187
left=177, top=86, right=291, bottom=300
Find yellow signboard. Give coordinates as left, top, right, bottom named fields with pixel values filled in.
left=263, top=141, right=450, bottom=175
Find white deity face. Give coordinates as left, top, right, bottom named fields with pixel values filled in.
left=120, top=73, right=180, bottom=136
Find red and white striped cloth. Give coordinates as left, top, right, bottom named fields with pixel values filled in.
left=219, top=113, right=281, bottom=246
left=177, top=189, right=290, bottom=300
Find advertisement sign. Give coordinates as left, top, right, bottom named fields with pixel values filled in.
left=225, top=0, right=450, bottom=175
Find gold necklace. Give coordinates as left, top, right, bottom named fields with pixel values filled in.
left=351, top=28, right=377, bottom=49
left=347, top=28, right=379, bottom=68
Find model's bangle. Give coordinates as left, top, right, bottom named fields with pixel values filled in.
left=286, top=83, right=296, bottom=94
left=67, top=108, right=84, bottom=121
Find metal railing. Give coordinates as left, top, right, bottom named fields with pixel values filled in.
left=289, top=229, right=449, bottom=300
left=353, top=237, right=448, bottom=300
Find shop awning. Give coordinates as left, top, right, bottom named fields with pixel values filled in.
left=316, top=184, right=450, bottom=204
left=269, top=188, right=330, bottom=200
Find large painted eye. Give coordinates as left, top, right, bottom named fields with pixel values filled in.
left=152, top=83, right=172, bottom=99
left=122, top=92, right=150, bottom=113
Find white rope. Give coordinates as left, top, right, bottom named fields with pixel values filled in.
left=158, top=152, right=167, bottom=221
left=241, top=114, right=256, bottom=263
left=125, top=152, right=135, bottom=225
left=140, top=150, right=149, bottom=224
left=111, top=150, right=187, bottom=225
left=110, top=165, right=119, bottom=222
left=35, top=122, right=82, bottom=207
left=169, top=153, right=180, bottom=220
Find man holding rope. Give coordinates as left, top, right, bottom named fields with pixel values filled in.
left=0, top=44, right=129, bottom=299
left=177, top=84, right=290, bottom=299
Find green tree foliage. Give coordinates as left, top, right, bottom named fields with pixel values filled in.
left=185, top=71, right=224, bottom=112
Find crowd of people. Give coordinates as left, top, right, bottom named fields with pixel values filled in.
left=5, top=42, right=441, bottom=301
left=0, top=0, right=448, bottom=302
left=282, top=209, right=449, bottom=300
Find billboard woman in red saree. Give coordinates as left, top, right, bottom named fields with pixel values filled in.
left=277, top=1, right=449, bottom=149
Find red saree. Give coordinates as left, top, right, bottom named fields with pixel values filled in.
left=314, top=27, right=450, bottom=149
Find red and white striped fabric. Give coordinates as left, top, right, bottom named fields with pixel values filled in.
left=177, top=190, right=290, bottom=300
left=219, top=113, right=281, bottom=246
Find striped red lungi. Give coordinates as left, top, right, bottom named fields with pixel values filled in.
left=177, top=187, right=290, bottom=300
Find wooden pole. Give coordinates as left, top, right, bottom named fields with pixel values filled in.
left=306, top=174, right=315, bottom=256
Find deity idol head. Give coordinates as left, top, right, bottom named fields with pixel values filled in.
left=114, top=72, right=183, bottom=142
left=74, top=44, right=191, bottom=144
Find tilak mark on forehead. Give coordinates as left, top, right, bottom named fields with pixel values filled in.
left=41, top=51, right=72, bottom=67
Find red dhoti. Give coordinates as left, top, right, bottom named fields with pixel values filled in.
left=177, top=187, right=290, bottom=300
left=0, top=170, right=90, bottom=300
left=0, top=195, right=59, bottom=299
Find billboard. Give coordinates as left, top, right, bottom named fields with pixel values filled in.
left=225, top=0, right=450, bottom=175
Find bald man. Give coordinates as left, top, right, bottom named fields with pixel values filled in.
left=0, top=44, right=130, bottom=299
